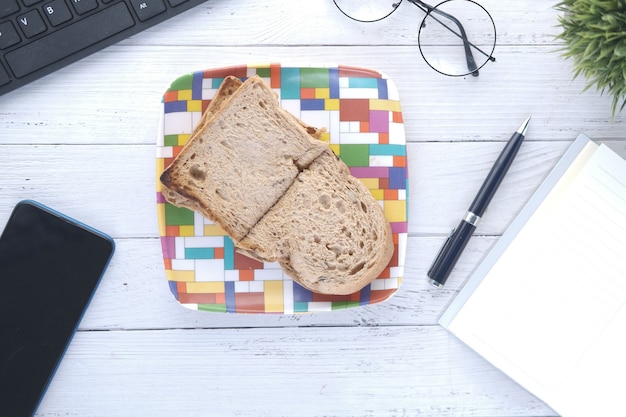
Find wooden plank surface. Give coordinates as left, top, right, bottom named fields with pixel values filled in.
left=1, top=0, right=625, bottom=415
left=37, top=327, right=552, bottom=417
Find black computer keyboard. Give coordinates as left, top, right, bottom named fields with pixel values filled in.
left=0, top=0, right=208, bottom=96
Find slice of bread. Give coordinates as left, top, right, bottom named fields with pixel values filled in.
left=160, top=75, right=328, bottom=242
left=239, top=149, right=394, bottom=295
left=162, top=76, right=327, bottom=209
left=161, top=76, right=243, bottom=209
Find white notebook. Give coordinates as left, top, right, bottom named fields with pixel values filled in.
left=439, top=134, right=626, bottom=417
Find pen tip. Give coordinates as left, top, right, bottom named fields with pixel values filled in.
left=518, top=116, right=531, bottom=136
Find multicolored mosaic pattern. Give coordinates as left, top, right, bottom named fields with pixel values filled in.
left=156, top=64, right=408, bottom=314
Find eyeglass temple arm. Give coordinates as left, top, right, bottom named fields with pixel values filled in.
left=433, top=6, right=479, bottom=75
left=408, top=0, right=480, bottom=76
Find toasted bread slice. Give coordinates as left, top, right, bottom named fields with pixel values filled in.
left=161, top=75, right=326, bottom=208
left=239, top=149, right=394, bottom=295
left=161, top=76, right=243, bottom=208
left=160, top=75, right=328, bottom=242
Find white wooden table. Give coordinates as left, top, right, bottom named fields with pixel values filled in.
left=2, top=0, right=625, bottom=416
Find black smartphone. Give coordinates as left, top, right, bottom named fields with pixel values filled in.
left=0, top=201, right=115, bottom=417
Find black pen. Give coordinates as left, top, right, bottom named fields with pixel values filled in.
left=428, top=116, right=531, bottom=288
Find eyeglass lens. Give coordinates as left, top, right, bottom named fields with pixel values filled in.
left=332, top=0, right=402, bottom=22
left=418, top=0, right=496, bottom=76
left=332, top=0, right=496, bottom=77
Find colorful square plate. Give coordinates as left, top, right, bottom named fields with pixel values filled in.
left=156, top=64, right=408, bottom=314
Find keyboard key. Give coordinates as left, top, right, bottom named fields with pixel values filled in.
left=0, top=64, right=10, bottom=86
left=6, top=2, right=135, bottom=78
left=1, top=2, right=20, bottom=18
left=168, top=0, right=188, bottom=6
left=0, top=21, right=21, bottom=49
left=130, top=0, right=166, bottom=22
left=17, top=9, right=47, bottom=38
left=70, top=0, right=98, bottom=15
left=43, top=0, right=72, bottom=26
left=22, top=0, right=43, bottom=6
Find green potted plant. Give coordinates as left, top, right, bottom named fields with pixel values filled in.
left=555, top=0, right=626, bottom=118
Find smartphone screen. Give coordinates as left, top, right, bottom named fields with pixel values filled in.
left=0, top=201, right=115, bottom=417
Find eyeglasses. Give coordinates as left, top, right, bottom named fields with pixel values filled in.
left=333, top=0, right=497, bottom=77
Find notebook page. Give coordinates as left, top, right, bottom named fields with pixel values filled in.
left=445, top=144, right=626, bottom=417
